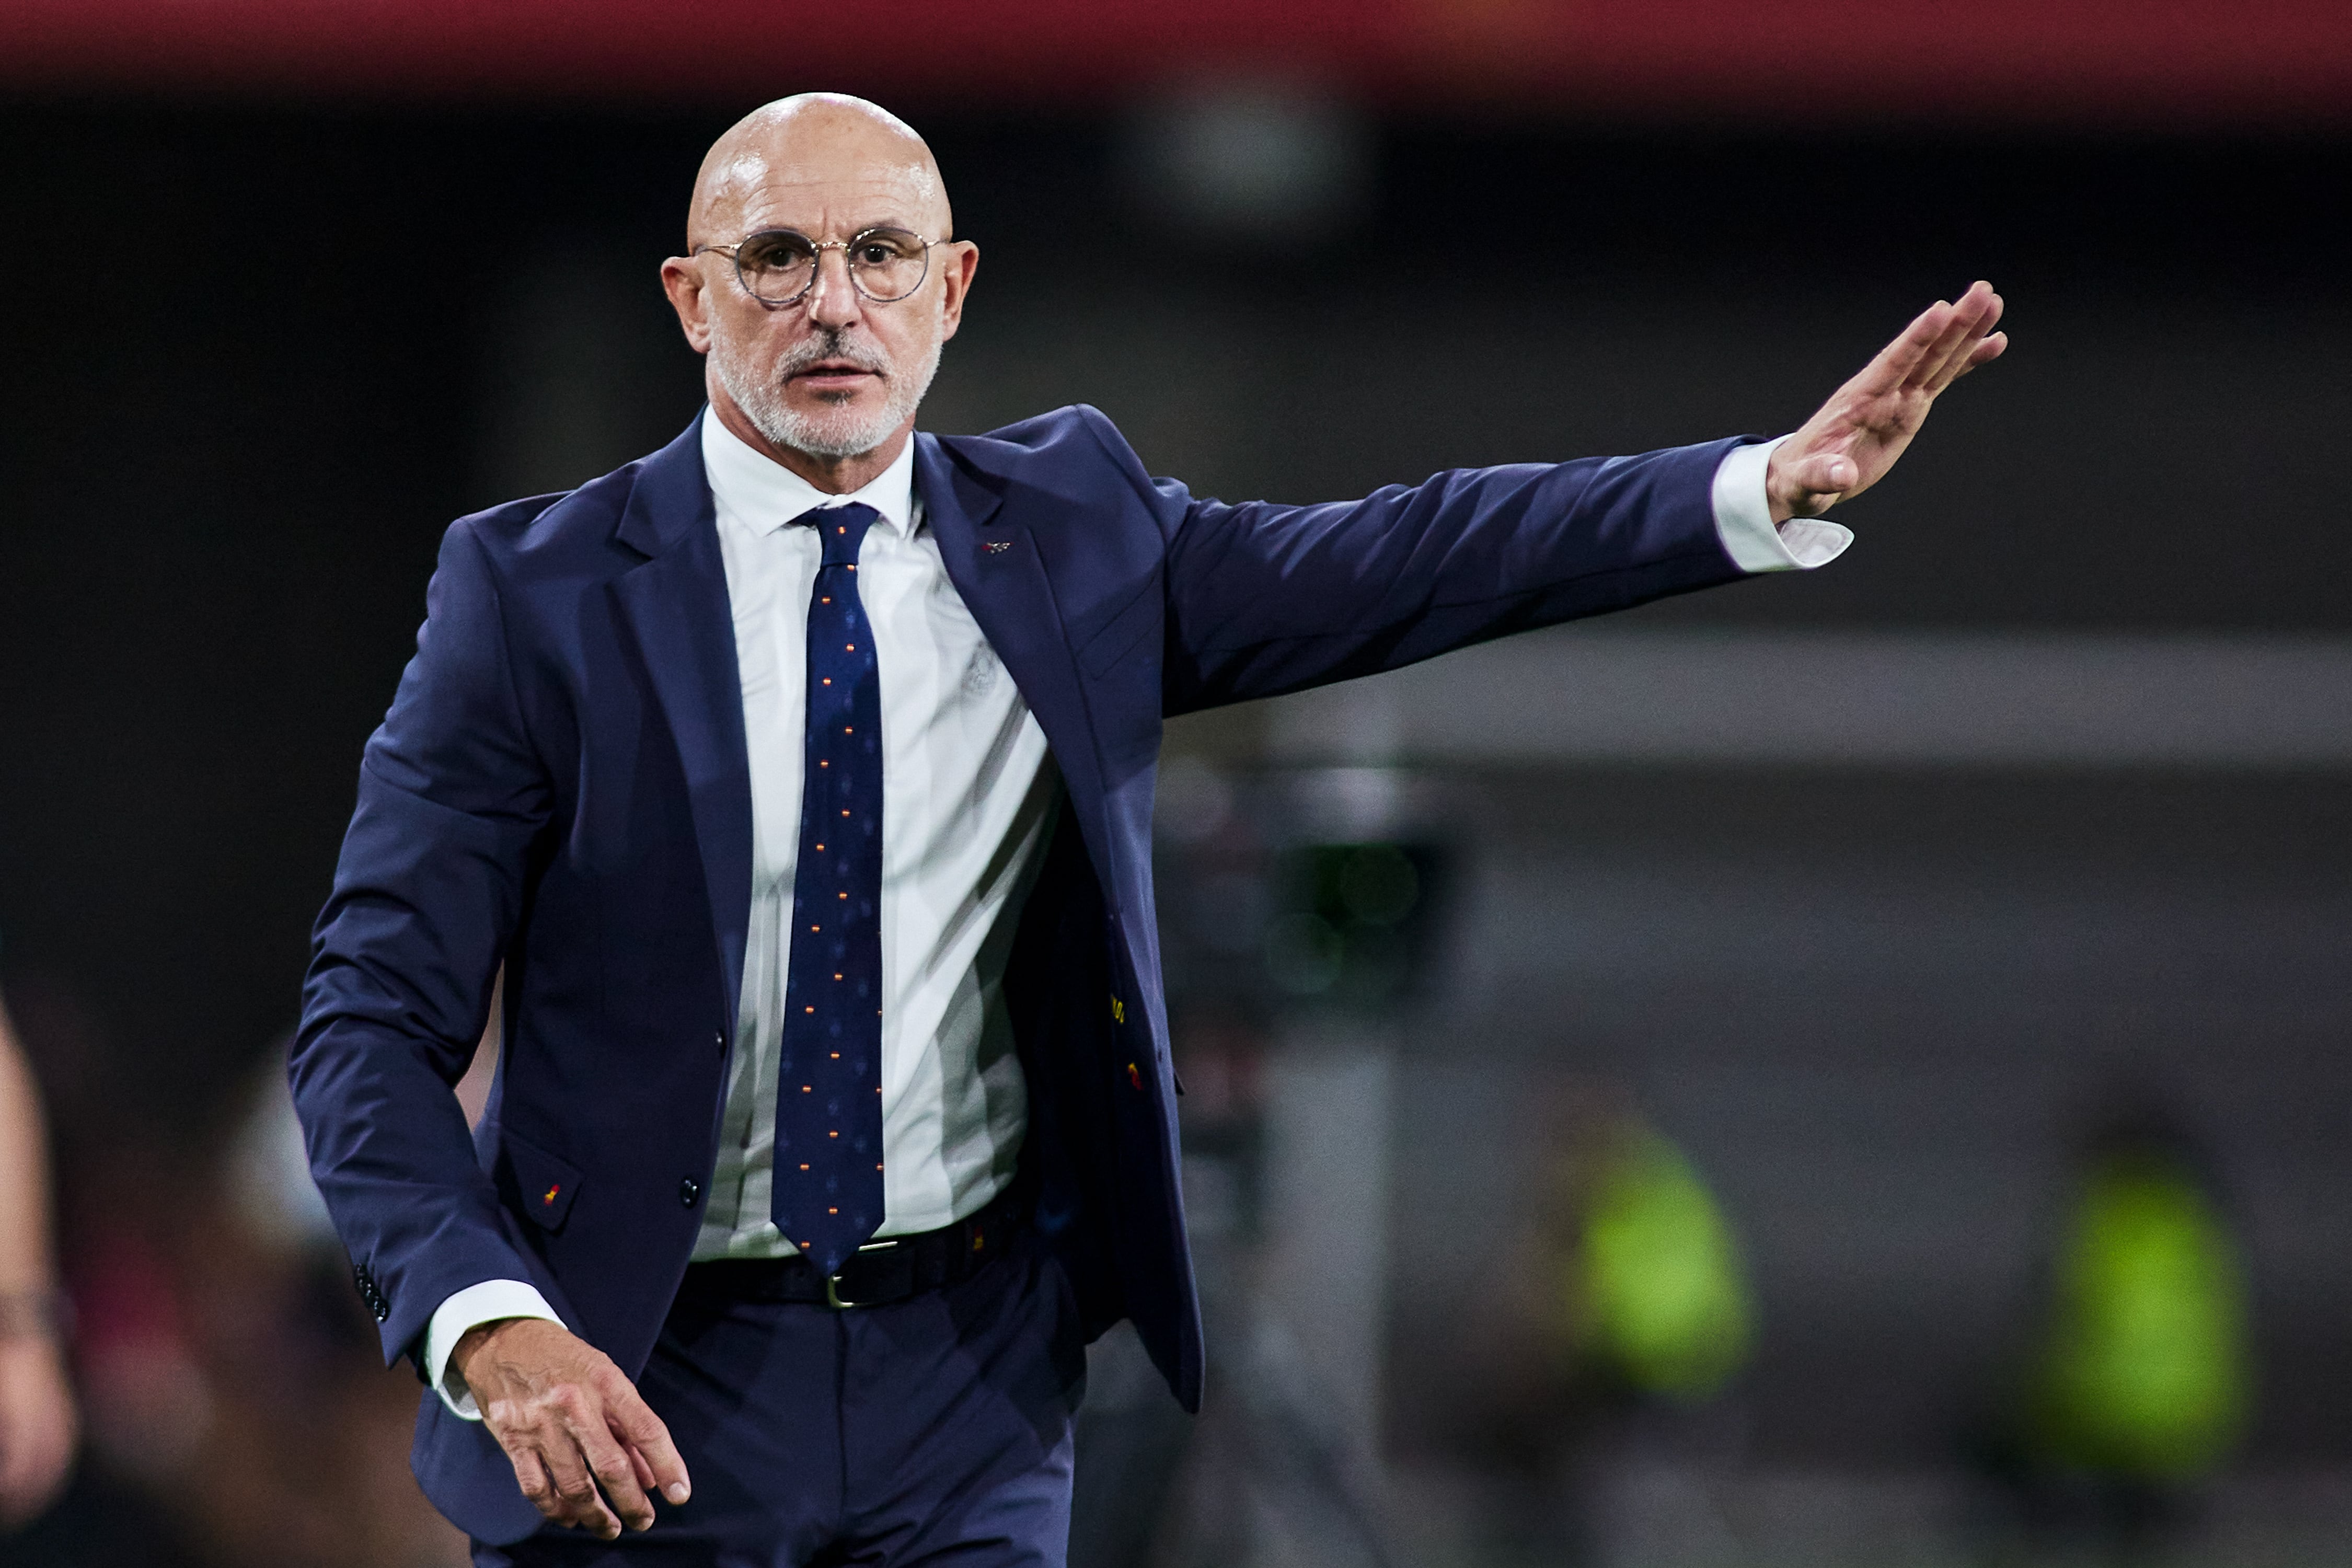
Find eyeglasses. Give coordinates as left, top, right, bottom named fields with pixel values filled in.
left=692, top=226, right=948, bottom=307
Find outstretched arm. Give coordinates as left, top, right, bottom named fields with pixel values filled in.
left=1156, top=284, right=2008, bottom=713
left=1159, top=436, right=1753, bottom=714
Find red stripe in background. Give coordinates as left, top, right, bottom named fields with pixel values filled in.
left=0, top=0, right=2346, bottom=124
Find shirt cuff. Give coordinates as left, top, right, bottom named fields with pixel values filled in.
left=424, top=1279, right=566, bottom=1421
left=1710, top=435, right=1854, bottom=573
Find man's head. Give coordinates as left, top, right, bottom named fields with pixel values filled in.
left=661, top=95, right=976, bottom=486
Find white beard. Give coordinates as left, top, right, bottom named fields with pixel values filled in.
left=710, top=317, right=941, bottom=460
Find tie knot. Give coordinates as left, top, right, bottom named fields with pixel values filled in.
left=810, top=502, right=881, bottom=567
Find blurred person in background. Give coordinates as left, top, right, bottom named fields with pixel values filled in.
left=1976, top=1094, right=2249, bottom=1563
left=1462, top=1088, right=1753, bottom=1565
left=4, top=973, right=463, bottom=1565
left=293, top=91, right=2006, bottom=1565
left=152, top=1053, right=476, bottom=1566
left=1571, top=1122, right=1753, bottom=1406
left=0, top=989, right=78, bottom=1531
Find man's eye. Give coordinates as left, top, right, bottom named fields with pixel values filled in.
left=855, top=244, right=896, bottom=266
left=746, top=240, right=813, bottom=269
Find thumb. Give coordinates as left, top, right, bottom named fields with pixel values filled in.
left=607, top=1380, right=691, bottom=1506
left=1785, top=451, right=1858, bottom=495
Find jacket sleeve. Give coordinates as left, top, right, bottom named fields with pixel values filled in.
left=291, top=516, right=554, bottom=1371
left=1122, top=416, right=1757, bottom=716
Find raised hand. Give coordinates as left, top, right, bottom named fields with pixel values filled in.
left=453, top=1317, right=690, bottom=1540
left=1767, top=280, right=2007, bottom=523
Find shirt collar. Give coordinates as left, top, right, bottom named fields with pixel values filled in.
left=700, top=407, right=919, bottom=538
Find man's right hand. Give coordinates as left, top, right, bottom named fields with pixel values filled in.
left=452, top=1317, right=691, bottom=1540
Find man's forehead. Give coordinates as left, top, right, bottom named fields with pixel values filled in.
left=704, top=152, right=940, bottom=232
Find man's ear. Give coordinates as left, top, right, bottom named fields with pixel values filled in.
left=936, top=241, right=978, bottom=344
left=660, top=257, right=714, bottom=354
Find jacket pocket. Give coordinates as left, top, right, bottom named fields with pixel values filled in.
left=498, top=1128, right=584, bottom=1233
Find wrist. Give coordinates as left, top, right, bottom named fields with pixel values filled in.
left=451, top=1318, right=503, bottom=1381
left=452, top=1315, right=546, bottom=1386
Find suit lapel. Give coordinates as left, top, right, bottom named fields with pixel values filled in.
left=916, top=434, right=1110, bottom=859
left=609, top=416, right=757, bottom=1028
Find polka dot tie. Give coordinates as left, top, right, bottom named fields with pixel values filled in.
left=771, top=501, right=885, bottom=1276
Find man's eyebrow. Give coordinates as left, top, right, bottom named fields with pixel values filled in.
left=736, top=220, right=949, bottom=245
left=730, top=211, right=927, bottom=235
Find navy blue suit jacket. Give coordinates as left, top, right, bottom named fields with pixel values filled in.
left=292, top=405, right=1756, bottom=1541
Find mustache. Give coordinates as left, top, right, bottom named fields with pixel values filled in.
left=775, top=330, right=890, bottom=380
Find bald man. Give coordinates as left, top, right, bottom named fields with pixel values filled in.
left=292, top=94, right=2004, bottom=1565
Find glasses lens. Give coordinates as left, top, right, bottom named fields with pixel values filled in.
left=849, top=229, right=929, bottom=302
left=735, top=232, right=817, bottom=303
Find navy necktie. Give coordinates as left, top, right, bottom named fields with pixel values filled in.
left=772, top=501, right=885, bottom=1275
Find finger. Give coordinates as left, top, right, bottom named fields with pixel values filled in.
left=1859, top=298, right=1955, bottom=394
left=1932, top=298, right=2005, bottom=387
left=560, top=1474, right=625, bottom=1540
left=511, top=1447, right=563, bottom=1523
left=568, top=1405, right=658, bottom=1533
left=1923, top=286, right=2003, bottom=391
left=1910, top=281, right=1998, bottom=387
left=1947, top=330, right=2009, bottom=382
left=577, top=1493, right=625, bottom=1540
left=583, top=1434, right=655, bottom=1534
left=607, top=1378, right=693, bottom=1506
left=1906, top=285, right=1990, bottom=389
left=539, top=1429, right=621, bottom=1538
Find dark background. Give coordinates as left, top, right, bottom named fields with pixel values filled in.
left=4, top=108, right=2344, bottom=1136
left=1, top=20, right=2348, bottom=1559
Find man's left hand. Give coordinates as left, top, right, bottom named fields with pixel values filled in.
left=1767, top=280, right=2008, bottom=523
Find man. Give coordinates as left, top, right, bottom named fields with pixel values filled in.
left=293, top=93, right=2004, bottom=1564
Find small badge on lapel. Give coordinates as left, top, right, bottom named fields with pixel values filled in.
left=542, top=1183, right=562, bottom=1207
left=982, top=539, right=1013, bottom=555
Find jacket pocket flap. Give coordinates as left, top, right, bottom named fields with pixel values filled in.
left=499, top=1130, right=583, bottom=1233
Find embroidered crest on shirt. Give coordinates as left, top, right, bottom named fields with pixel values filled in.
left=962, top=646, right=999, bottom=696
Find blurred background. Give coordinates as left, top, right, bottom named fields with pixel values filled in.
left=2, top=2, right=2349, bottom=1564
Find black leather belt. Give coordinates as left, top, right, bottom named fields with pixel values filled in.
left=679, top=1184, right=1028, bottom=1310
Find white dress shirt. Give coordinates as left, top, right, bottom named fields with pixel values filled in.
left=422, top=421, right=1842, bottom=1417
left=697, top=417, right=1059, bottom=1259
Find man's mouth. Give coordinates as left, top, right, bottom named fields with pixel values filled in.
left=789, top=359, right=881, bottom=392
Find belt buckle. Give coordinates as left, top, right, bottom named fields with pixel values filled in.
left=825, top=1238, right=898, bottom=1310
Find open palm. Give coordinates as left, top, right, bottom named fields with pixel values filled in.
left=1768, top=280, right=2007, bottom=522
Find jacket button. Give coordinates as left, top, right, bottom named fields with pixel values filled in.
left=679, top=1178, right=701, bottom=1207
left=714, top=1031, right=725, bottom=1053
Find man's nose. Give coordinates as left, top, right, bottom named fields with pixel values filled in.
left=804, top=248, right=863, bottom=330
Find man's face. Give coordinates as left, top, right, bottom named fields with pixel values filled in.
left=666, top=114, right=975, bottom=465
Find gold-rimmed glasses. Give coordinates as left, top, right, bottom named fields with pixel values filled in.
left=692, top=226, right=948, bottom=306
